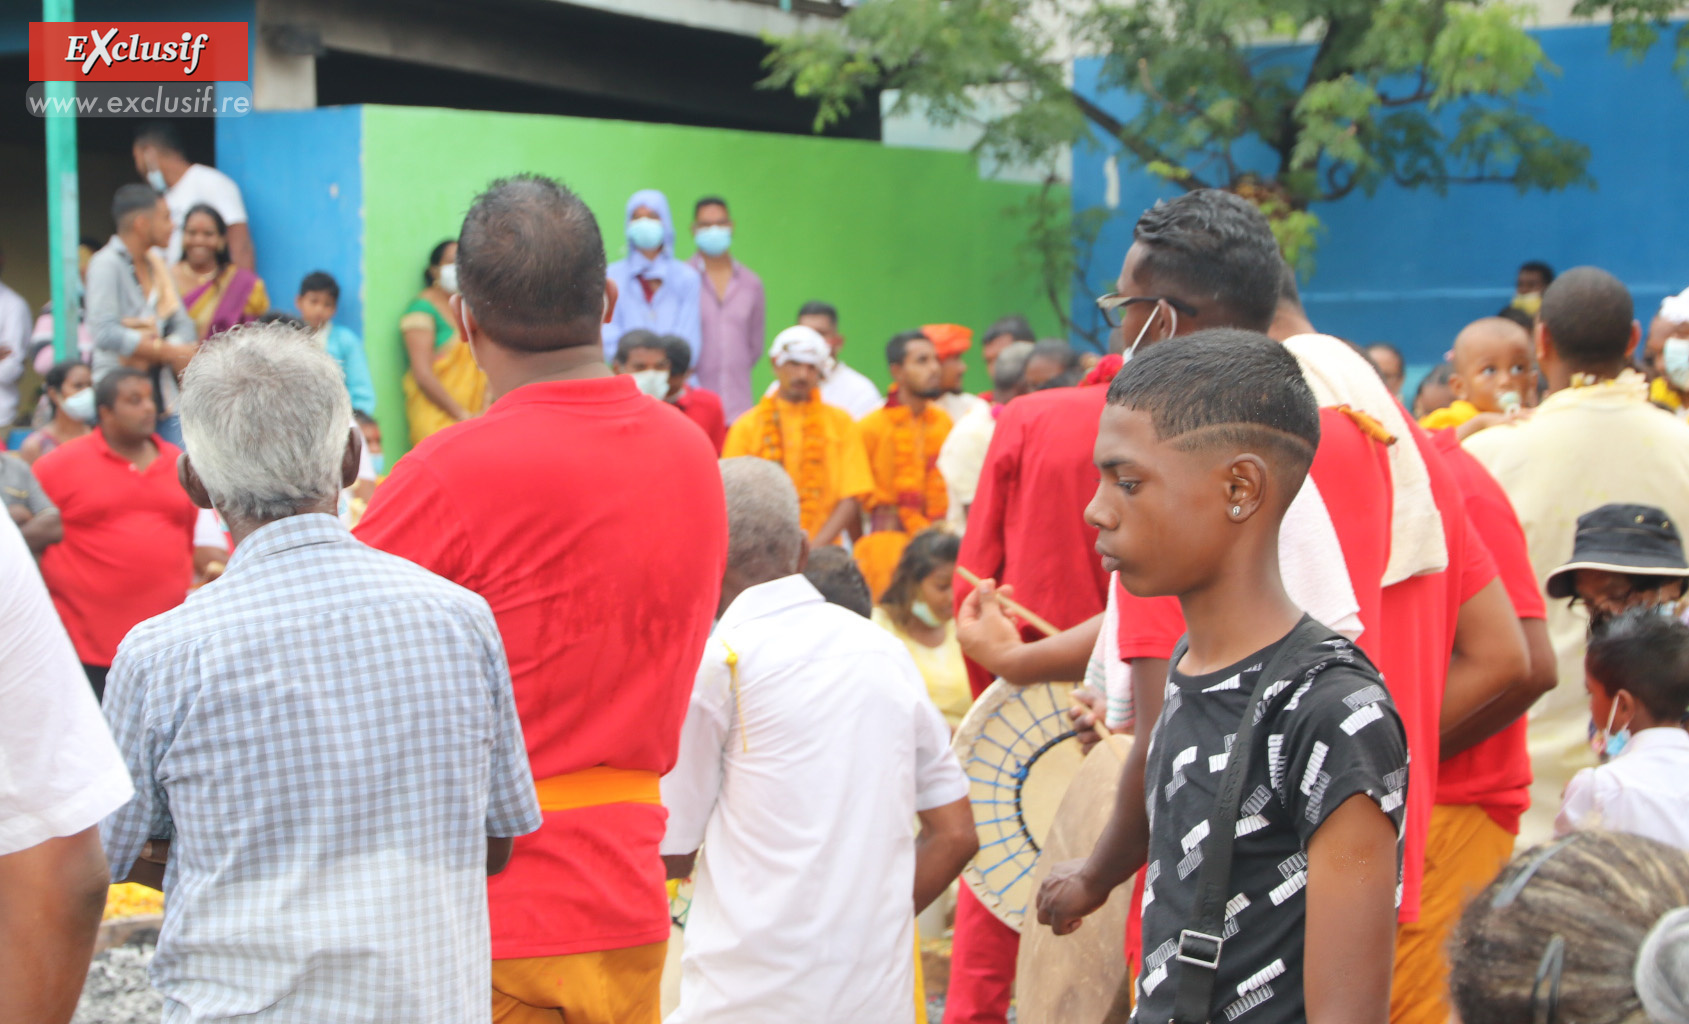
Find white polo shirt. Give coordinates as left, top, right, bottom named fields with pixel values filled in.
left=0, top=519, right=133, bottom=856
left=661, top=574, right=969, bottom=1024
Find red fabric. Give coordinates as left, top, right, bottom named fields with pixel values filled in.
left=943, top=885, right=1018, bottom=1024
left=638, top=277, right=659, bottom=303
left=1431, top=428, right=1540, bottom=835
left=1374, top=422, right=1498, bottom=922
left=955, top=384, right=1112, bottom=696
left=356, top=375, right=727, bottom=959
left=1113, top=408, right=1394, bottom=663
left=674, top=386, right=727, bottom=454
left=1082, top=354, right=1123, bottom=387
left=33, top=431, right=195, bottom=667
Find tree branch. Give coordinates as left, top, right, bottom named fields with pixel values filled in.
left=1068, top=88, right=1213, bottom=190
left=1378, top=71, right=1431, bottom=107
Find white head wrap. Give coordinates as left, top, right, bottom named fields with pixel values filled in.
left=769, top=325, right=832, bottom=369
left=1660, top=289, right=1689, bottom=326
left=1636, top=906, right=1689, bottom=1024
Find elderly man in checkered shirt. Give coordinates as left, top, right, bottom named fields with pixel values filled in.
left=99, top=322, right=542, bottom=1024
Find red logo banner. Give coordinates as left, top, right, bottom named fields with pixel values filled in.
left=29, top=22, right=249, bottom=82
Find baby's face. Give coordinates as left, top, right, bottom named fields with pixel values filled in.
left=1453, top=332, right=1534, bottom=413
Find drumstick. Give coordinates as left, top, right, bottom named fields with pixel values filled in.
left=956, top=566, right=1061, bottom=637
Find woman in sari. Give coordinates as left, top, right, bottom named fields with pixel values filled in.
left=401, top=239, right=484, bottom=445
left=172, top=203, right=268, bottom=339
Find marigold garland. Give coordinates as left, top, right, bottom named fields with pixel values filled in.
left=757, top=393, right=831, bottom=534
left=885, top=405, right=947, bottom=532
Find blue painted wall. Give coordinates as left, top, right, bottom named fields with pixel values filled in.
left=216, top=107, right=364, bottom=338
left=1071, top=24, right=1689, bottom=389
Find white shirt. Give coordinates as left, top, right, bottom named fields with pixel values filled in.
left=936, top=390, right=986, bottom=424
left=165, top=163, right=248, bottom=264
left=661, top=575, right=969, bottom=1024
left=1555, top=727, right=1689, bottom=850
left=0, top=281, right=32, bottom=425
left=822, top=361, right=883, bottom=419
left=936, top=401, right=996, bottom=531
left=0, top=519, right=133, bottom=856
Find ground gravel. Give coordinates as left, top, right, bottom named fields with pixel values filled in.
left=73, top=942, right=162, bottom=1024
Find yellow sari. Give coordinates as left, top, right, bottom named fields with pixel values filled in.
left=401, top=294, right=486, bottom=446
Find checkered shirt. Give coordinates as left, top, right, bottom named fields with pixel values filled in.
left=101, top=513, right=542, bottom=1023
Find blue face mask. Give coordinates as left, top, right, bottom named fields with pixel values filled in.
left=627, top=217, right=665, bottom=253
left=1590, top=699, right=1633, bottom=762
left=61, top=387, right=96, bottom=424
left=369, top=453, right=384, bottom=477
left=694, top=225, right=732, bottom=257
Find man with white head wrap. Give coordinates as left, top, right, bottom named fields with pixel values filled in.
left=602, top=189, right=703, bottom=367
left=723, top=325, right=874, bottom=545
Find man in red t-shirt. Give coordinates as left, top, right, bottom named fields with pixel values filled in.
left=34, top=368, right=196, bottom=701
left=356, top=175, right=727, bottom=1024
left=665, top=334, right=727, bottom=454
left=1388, top=429, right=1558, bottom=1024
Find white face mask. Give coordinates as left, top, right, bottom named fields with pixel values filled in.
left=631, top=369, right=671, bottom=399
left=438, top=263, right=459, bottom=295
left=61, top=387, right=96, bottom=424
left=1121, top=304, right=1176, bottom=364
left=911, top=600, right=943, bottom=628
left=1664, top=336, right=1689, bottom=390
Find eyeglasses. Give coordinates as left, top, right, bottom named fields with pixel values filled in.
left=1095, top=293, right=1199, bottom=329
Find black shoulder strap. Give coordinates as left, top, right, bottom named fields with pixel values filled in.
left=1168, top=615, right=1334, bottom=1024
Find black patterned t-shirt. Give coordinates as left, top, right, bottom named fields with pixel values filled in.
left=1132, top=623, right=1409, bottom=1024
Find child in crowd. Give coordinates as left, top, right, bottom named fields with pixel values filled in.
left=802, top=545, right=874, bottom=619
left=1419, top=316, right=1535, bottom=438
left=1554, top=609, right=1689, bottom=848
left=1544, top=503, right=1689, bottom=631
left=296, top=271, right=377, bottom=419
left=1412, top=361, right=1455, bottom=420
left=1450, top=831, right=1689, bottom=1024
left=353, top=410, right=384, bottom=477
left=1035, top=329, right=1408, bottom=1024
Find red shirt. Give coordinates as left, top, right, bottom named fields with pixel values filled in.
left=356, top=375, right=728, bottom=959
left=1431, top=428, right=1543, bottom=834
left=955, top=384, right=1112, bottom=695
left=1374, top=423, right=1496, bottom=920
left=33, top=431, right=195, bottom=667
left=674, top=386, right=726, bottom=454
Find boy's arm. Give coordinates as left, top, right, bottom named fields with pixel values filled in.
left=1305, top=793, right=1400, bottom=1024
left=1036, top=658, right=1165, bottom=934
left=339, top=328, right=378, bottom=417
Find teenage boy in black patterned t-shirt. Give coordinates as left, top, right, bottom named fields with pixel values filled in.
left=1037, top=329, right=1409, bottom=1024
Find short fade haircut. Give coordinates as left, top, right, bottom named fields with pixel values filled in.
left=298, top=270, right=340, bottom=301
left=133, top=120, right=183, bottom=155
left=1586, top=608, right=1689, bottom=724
left=1540, top=266, right=1634, bottom=368
left=720, top=457, right=804, bottom=583
left=1106, top=328, right=1321, bottom=483
left=180, top=322, right=352, bottom=522
left=694, top=196, right=728, bottom=217
left=984, top=314, right=1035, bottom=344
left=797, top=300, right=838, bottom=324
left=662, top=335, right=692, bottom=377
left=614, top=329, right=667, bottom=367
left=95, top=367, right=149, bottom=410
left=886, top=329, right=931, bottom=366
left=112, top=183, right=162, bottom=230
left=802, top=546, right=873, bottom=619
left=993, top=341, right=1036, bottom=392
left=1519, top=260, right=1555, bottom=285
left=457, top=174, right=606, bottom=352
left=1133, top=190, right=1282, bottom=332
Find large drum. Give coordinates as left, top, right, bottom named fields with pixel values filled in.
left=952, top=680, right=1089, bottom=932
left=1015, top=732, right=1136, bottom=1023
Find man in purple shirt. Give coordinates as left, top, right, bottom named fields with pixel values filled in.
left=603, top=189, right=703, bottom=369
left=688, top=196, right=766, bottom=422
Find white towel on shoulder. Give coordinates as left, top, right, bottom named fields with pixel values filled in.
left=1283, top=333, right=1448, bottom=585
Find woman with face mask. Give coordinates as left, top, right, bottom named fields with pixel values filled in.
left=1648, top=288, right=1689, bottom=417
left=601, top=190, right=703, bottom=376
left=17, top=360, right=93, bottom=464
left=872, top=528, right=970, bottom=731
left=400, top=238, right=485, bottom=446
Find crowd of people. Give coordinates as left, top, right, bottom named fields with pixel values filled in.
left=1, top=120, right=1687, bottom=1024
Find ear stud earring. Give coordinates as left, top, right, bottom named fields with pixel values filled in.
left=1231, top=505, right=1242, bottom=517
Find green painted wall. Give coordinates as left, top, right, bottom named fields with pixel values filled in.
left=360, top=105, right=1062, bottom=459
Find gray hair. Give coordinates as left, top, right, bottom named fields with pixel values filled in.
left=719, top=457, right=804, bottom=583
left=993, top=340, right=1036, bottom=392
left=180, top=322, right=351, bottom=523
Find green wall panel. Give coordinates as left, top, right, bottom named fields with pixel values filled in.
left=360, top=105, right=1062, bottom=458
